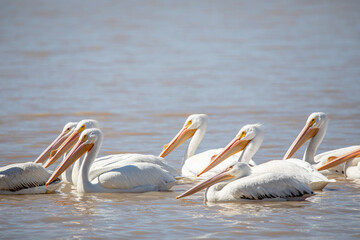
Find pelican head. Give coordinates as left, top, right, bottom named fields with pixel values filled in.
left=62, top=122, right=78, bottom=133
left=43, top=119, right=99, bottom=168
left=159, top=114, right=208, bottom=158
left=46, top=128, right=103, bottom=185
left=34, top=122, right=78, bottom=164
left=197, top=124, right=262, bottom=177
left=283, top=112, right=328, bottom=160
left=177, top=162, right=251, bottom=199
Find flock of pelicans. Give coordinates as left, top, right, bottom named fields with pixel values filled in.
left=0, top=112, right=359, bottom=202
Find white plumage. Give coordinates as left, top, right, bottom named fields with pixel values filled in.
left=344, top=158, right=360, bottom=179
left=254, top=160, right=333, bottom=191
left=42, top=119, right=100, bottom=185
left=46, top=128, right=178, bottom=193
left=0, top=120, right=92, bottom=195
left=89, top=153, right=179, bottom=180
left=159, top=114, right=254, bottom=178
left=94, top=162, right=176, bottom=192
left=0, top=162, right=61, bottom=195
left=196, top=124, right=334, bottom=191
left=224, top=173, right=313, bottom=201
left=283, top=112, right=352, bottom=174
left=177, top=162, right=314, bottom=202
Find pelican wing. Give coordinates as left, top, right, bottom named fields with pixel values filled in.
left=223, top=172, right=314, bottom=201
left=95, top=162, right=176, bottom=192
left=255, top=160, right=334, bottom=191
left=0, top=162, right=54, bottom=192
left=90, top=154, right=179, bottom=180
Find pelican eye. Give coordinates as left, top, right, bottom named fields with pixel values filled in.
left=82, top=134, right=88, bottom=142
left=310, top=118, right=316, bottom=126
left=185, top=120, right=192, bottom=128
left=239, top=131, right=246, bottom=138
left=79, top=125, right=85, bottom=131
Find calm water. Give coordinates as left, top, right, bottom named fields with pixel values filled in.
left=1, top=0, right=360, bottom=239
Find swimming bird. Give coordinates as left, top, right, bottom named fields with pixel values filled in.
left=197, top=124, right=333, bottom=191
left=159, top=114, right=254, bottom=178
left=44, top=120, right=178, bottom=187
left=317, top=146, right=360, bottom=179
left=43, top=119, right=99, bottom=185
left=176, top=161, right=314, bottom=202
left=283, top=112, right=358, bottom=174
left=0, top=162, right=61, bottom=194
left=46, top=128, right=177, bottom=193
left=0, top=122, right=79, bottom=194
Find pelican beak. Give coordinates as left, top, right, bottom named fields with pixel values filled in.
left=176, top=166, right=235, bottom=199
left=159, top=127, right=197, bottom=158
left=197, top=137, right=250, bottom=177
left=34, top=131, right=72, bottom=164
left=317, top=148, right=360, bottom=171
left=43, top=130, right=81, bottom=168
left=46, top=140, right=94, bottom=185
left=283, top=122, right=319, bottom=160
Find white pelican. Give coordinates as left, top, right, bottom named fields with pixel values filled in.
left=46, top=128, right=177, bottom=193
left=43, top=119, right=100, bottom=185
left=176, top=162, right=314, bottom=202
left=283, top=112, right=358, bottom=174
left=0, top=162, right=61, bottom=194
left=44, top=120, right=178, bottom=188
left=159, top=114, right=254, bottom=178
left=317, top=147, right=360, bottom=179
left=197, top=124, right=334, bottom=191
left=0, top=122, right=78, bottom=194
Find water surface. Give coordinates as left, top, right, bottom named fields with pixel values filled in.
left=1, top=0, right=360, bottom=239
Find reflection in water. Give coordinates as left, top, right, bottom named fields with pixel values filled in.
left=205, top=200, right=310, bottom=217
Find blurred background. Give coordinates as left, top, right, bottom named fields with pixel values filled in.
left=1, top=1, right=360, bottom=239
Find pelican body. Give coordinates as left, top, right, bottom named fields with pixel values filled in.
left=177, top=162, right=314, bottom=202
left=344, top=158, right=360, bottom=179
left=0, top=162, right=61, bottom=195
left=46, top=128, right=177, bottom=193
left=197, top=124, right=333, bottom=191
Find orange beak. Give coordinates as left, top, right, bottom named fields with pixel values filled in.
left=176, top=166, right=235, bottom=199
left=34, top=131, right=71, bottom=164
left=159, top=127, right=197, bottom=158
left=317, top=148, right=360, bottom=171
left=43, top=131, right=81, bottom=168
left=46, top=140, right=94, bottom=185
left=283, top=122, right=319, bottom=160
left=197, top=137, right=250, bottom=177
